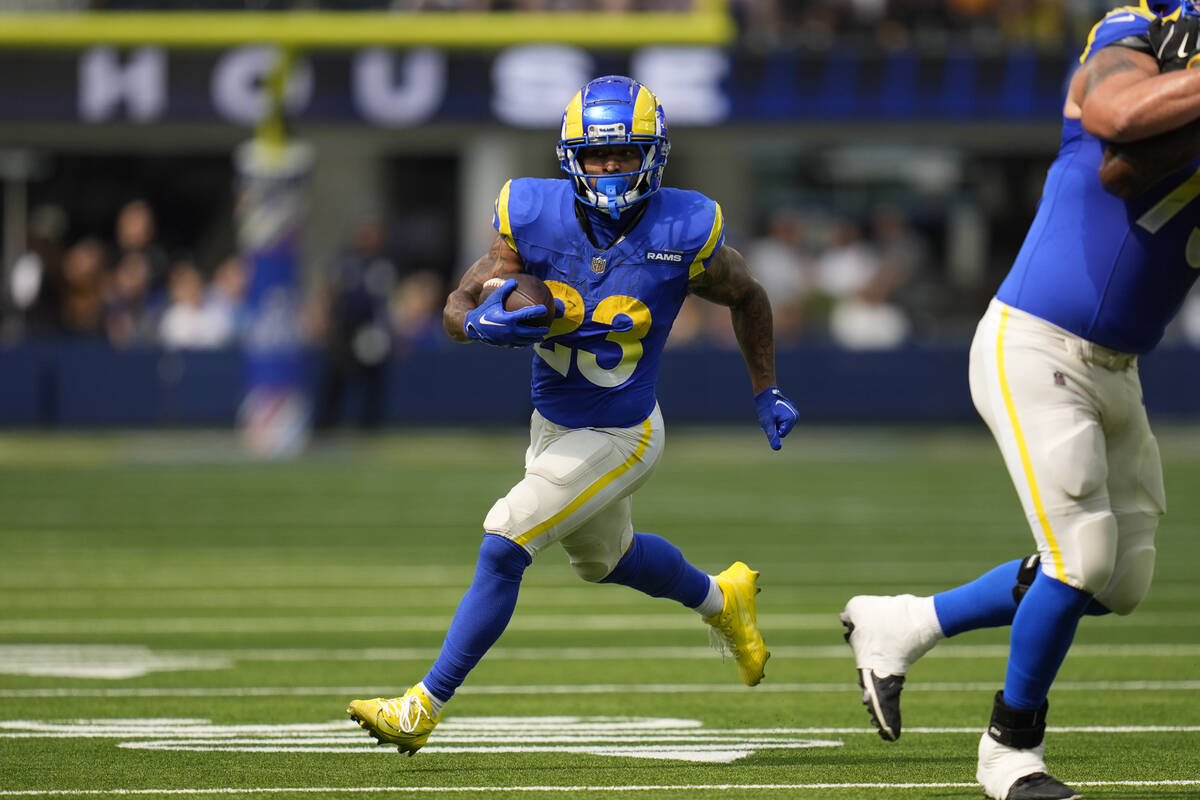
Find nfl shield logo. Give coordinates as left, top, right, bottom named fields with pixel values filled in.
left=591, top=256, right=607, bottom=274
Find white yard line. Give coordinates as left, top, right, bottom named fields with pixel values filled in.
left=2, top=781, right=1200, bottom=796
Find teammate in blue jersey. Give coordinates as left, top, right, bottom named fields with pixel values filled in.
left=347, top=75, right=800, bottom=755
left=840, top=4, right=1200, bottom=799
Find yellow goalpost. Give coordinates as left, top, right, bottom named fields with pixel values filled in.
left=0, top=0, right=733, bottom=49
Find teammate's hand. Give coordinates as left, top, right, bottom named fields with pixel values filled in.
left=1148, top=14, right=1200, bottom=72
left=754, top=386, right=799, bottom=451
left=463, top=278, right=551, bottom=347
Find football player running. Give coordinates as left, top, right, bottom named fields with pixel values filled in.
left=841, top=3, right=1200, bottom=799
left=348, top=75, right=799, bottom=755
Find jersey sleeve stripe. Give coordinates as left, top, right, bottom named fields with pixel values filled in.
left=1079, top=5, right=1154, bottom=63
left=688, top=201, right=725, bottom=279
left=995, top=304, right=1069, bottom=582
left=494, top=179, right=517, bottom=252
left=514, top=415, right=654, bottom=547
left=1137, top=166, right=1200, bottom=234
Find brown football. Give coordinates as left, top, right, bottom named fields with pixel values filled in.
left=1100, top=116, right=1200, bottom=198
left=478, top=272, right=555, bottom=328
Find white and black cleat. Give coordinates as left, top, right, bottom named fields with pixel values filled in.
left=843, top=616, right=904, bottom=741
left=1005, top=772, right=1081, bottom=800
left=840, top=594, right=942, bottom=742
left=856, top=664, right=905, bottom=741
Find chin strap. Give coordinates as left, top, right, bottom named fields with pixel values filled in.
left=604, top=184, right=621, bottom=219
left=594, top=175, right=627, bottom=219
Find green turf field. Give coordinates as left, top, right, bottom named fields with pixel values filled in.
left=0, top=426, right=1197, bottom=799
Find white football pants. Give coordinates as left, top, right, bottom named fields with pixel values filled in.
left=483, top=403, right=664, bottom=581
left=968, top=299, right=1163, bottom=614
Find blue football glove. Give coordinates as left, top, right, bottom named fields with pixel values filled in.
left=463, top=278, right=551, bottom=348
left=754, top=385, right=799, bottom=451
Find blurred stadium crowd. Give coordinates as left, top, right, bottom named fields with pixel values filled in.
left=3, top=190, right=941, bottom=354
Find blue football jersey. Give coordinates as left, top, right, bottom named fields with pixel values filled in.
left=492, top=178, right=725, bottom=428
left=997, top=5, right=1200, bottom=354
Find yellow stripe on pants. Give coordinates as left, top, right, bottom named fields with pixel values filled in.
left=996, top=305, right=1068, bottom=581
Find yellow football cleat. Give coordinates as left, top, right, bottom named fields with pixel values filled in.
left=704, top=561, right=770, bottom=686
left=347, top=685, right=442, bottom=756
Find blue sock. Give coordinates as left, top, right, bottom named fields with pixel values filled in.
left=422, top=534, right=531, bottom=703
left=933, top=557, right=1112, bottom=638
left=599, top=532, right=710, bottom=609
left=1004, top=573, right=1093, bottom=710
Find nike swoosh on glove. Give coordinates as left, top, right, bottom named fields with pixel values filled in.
left=463, top=278, right=551, bottom=347
left=754, top=385, right=799, bottom=451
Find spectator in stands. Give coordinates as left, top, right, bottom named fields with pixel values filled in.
left=208, top=254, right=249, bottom=342
left=314, top=213, right=401, bottom=430
left=57, top=238, right=108, bottom=339
left=7, top=203, right=67, bottom=339
left=104, top=251, right=160, bottom=348
left=868, top=202, right=946, bottom=337
left=390, top=269, right=447, bottom=354
left=114, top=198, right=169, bottom=294
left=158, top=258, right=237, bottom=349
left=744, top=207, right=814, bottom=344
left=814, top=216, right=911, bottom=350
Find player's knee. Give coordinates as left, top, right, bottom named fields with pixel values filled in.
left=570, top=559, right=616, bottom=583
left=1097, top=542, right=1157, bottom=616
left=482, top=481, right=542, bottom=541
left=563, top=535, right=627, bottom=583
left=1060, top=512, right=1118, bottom=595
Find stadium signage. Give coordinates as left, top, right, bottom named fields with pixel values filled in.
left=0, top=46, right=1074, bottom=125
left=76, top=44, right=730, bottom=128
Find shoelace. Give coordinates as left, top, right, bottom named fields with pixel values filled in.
left=378, top=694, right=429, bottom=734
left=708, top=621, right=741, bottom=660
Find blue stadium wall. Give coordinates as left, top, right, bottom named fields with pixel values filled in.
left=3, top=342, right=1199, bottom=427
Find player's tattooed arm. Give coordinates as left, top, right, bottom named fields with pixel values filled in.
left=688, top=244, right=778, bottom=394
left=1075, top=43, right=1200, bottom=142
left=443, top=234, right=525, bottom=342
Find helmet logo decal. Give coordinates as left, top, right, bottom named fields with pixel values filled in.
left=587, top=123, right=626, bottom=140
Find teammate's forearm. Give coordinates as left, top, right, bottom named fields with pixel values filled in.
left=1085, top=69, right=1200, bottom=142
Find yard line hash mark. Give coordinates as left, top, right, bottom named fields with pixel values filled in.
left=0, top=717, right=842, bottom=763
left=2, top=780, right=1200, bottom=796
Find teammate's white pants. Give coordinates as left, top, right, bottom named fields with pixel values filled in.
left=968, top=300, right=1163, bottom=614
left=482, top=403, right=664, bottom=581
